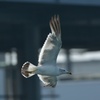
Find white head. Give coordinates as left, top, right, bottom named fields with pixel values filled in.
left=59, top=68, right=72, bottom=75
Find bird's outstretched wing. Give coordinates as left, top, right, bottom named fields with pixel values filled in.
left=38, top=15, right=62, bottom=65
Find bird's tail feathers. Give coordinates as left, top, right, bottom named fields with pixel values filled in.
left=21, top=61, right=37, bottom=78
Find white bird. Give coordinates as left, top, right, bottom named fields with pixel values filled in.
left=21, top=15, right=71, bottom=87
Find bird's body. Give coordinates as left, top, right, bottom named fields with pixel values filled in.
left=37, top=65, right=59, bottom=76
left=21, top=15, right=71, bottom=87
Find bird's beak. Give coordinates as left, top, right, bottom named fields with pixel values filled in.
left=66, top=71, right=72, bottom=75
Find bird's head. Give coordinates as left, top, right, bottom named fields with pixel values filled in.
left=59, top=68, right=72, bottom=75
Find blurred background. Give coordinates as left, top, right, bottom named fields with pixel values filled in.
left=0, top=0, right=100, bottom=100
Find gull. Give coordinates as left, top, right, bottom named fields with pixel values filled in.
left=21, top=15, right=71, bottom=87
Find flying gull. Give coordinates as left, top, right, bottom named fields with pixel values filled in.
left=21, top=15, right=71, bottom=87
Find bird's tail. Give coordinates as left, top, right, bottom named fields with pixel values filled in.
left=21, top=61, right=37, bottom=78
